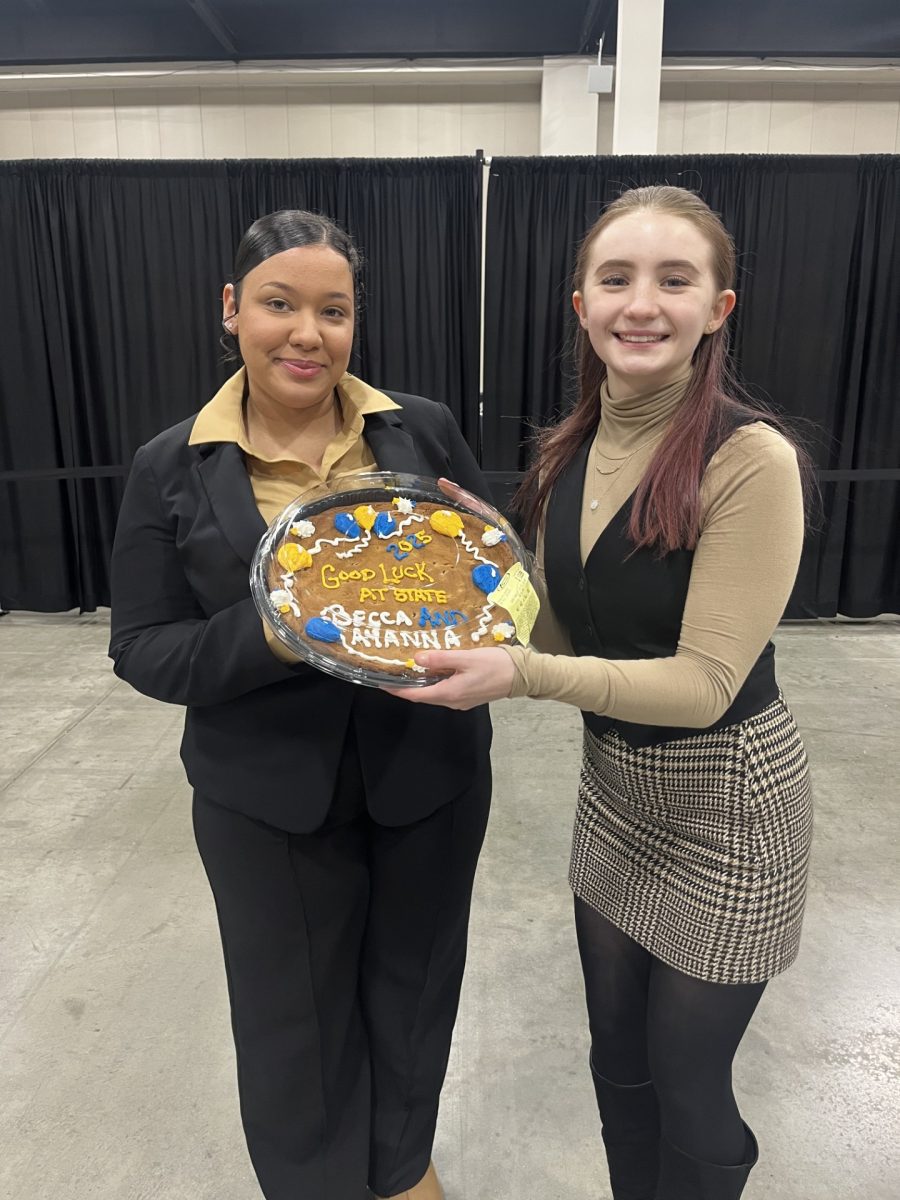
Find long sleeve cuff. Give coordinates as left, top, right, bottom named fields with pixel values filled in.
left=502, top=644, right=614, bottom=712
left=501, top=645, right=531, bottom=698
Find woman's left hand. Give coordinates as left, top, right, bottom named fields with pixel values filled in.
left=382, top=647, right=516, bottom=710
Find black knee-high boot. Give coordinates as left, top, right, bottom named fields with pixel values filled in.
left=656, top=1123, right=758, bottom=1199
left=590, top=1056, right=660, bottom=1199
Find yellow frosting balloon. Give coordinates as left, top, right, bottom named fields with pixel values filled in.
left=429, top=509, right=464, bottom=538
left=353, top=504, right=377, bottom=531
left=277, top=543, right=313, bottom=572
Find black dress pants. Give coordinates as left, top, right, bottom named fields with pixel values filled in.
left=192, top=734, right=490, bottom=1200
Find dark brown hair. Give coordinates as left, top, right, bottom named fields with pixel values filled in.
left=221, top=209, right=363, bottom=361
left=517, top=185, right=815, bottom=551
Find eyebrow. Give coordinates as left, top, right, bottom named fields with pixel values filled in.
left=257, top=281, right=352, bottom=301
left=594, top=259, right=700, bottom=273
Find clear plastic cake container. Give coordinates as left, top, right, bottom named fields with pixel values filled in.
left=250, top=471, right=537, bottom=688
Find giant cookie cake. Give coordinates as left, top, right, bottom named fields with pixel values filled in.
left=259, top=489, right=528, bottom=684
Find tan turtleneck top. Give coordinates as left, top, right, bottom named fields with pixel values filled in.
left=503, top=370, right=805, bottom=727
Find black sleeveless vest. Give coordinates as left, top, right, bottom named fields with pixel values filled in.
left=543, top=435, right=779, bottom=748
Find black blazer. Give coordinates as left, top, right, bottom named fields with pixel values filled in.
left=109, top=391, right=492, bottom=832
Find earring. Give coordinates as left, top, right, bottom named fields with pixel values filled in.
left=222, top=317, right=236, bottom=333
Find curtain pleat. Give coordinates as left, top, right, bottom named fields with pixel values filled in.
left=0, top=158, right=481, bottom=611
left=1, top=154, right=897, bottom=616
left=482, top=154, right=900, bottom=618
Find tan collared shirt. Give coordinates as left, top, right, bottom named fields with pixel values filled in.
left=189, top=367, right=400, bottom=659
left=189, top=367, right=401, bottom=525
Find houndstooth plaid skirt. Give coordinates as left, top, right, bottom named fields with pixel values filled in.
left=569, top=695, right=813, bottom=984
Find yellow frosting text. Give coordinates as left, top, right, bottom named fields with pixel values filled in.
left=389, top=588, right=449, bottom=604
left=359, top=586, right=449, bottom=604
left=321, top=563, right=376, bottom=590
left=378, top=560, right=435, bottom=586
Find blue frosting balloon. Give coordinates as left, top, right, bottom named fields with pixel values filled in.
left=373, top=511, right=397, bottom=538
left=334, top=512, right=361, bottom=538
left=305, top=617, right=342, bottom=644
left=472, top=563, right=501, bottom=594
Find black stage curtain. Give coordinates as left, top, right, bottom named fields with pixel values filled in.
left=482, top=155, right=900, bottom=618
left=0, top=158, right=481, bottom=612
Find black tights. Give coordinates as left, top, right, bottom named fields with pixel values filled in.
left=575, top=897, right=765, bottom=1166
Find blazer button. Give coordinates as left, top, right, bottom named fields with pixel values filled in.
left=577, top=578, right=585, bottom=591
left=585, top=625, right=593, bottom=636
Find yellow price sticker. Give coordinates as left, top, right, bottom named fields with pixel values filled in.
left=488, top=561, right=540, bottom=645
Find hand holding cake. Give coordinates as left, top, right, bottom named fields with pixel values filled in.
left=382, top=646, right=517, bottom=709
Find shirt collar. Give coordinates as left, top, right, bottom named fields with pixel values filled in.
left=187, top=367, right=401, bottom=459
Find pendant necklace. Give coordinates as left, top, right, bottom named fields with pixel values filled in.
left=588, top=430, right=661, bottom=511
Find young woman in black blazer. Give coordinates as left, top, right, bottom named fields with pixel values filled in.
left=109, top=211, right=492, bottom=1200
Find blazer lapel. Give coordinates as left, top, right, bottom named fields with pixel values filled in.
left=363, top=410, right=423, bottom=476
left=196, top=408, right=421, bottom=567
left=196, top=443, right=266, bottom=567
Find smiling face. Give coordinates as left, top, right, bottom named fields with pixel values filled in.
left=573, top=211, right=736, bottom=397
left=222, top=244, right=355, bottom=417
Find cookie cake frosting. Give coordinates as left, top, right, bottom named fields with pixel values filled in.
left=254, top=481, right=535, bottom=685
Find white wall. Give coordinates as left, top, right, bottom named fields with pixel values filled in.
left=1, top=68, right=899, bottom=160
left=0, top=82, right=541, bottom=159
left=600, top=82, right=900, bottom=155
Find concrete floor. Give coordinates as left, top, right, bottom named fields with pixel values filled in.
left=0, top=613, right=897, bottom=1200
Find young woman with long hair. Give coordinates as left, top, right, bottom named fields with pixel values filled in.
left=389, top=186, right=814, bottom=1199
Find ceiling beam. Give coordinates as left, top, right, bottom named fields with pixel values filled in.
left=183, top=0, right=240, bottom=60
